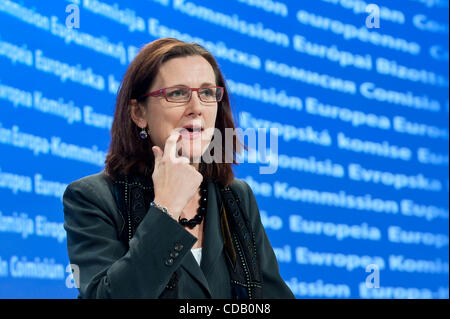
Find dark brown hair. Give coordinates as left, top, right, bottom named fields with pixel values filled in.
left=105, top=38, right=241, bottom=187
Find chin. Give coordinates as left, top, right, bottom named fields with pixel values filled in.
left=179, top=143, right=205, bottom=162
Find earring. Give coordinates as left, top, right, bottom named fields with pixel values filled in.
left=139, top=127, right=148, bottom=139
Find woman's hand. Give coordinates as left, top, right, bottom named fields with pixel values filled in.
left=151, top=130, right=203, bottom=220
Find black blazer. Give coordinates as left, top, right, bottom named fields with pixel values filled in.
left=63, top=171, right=294, bottom=299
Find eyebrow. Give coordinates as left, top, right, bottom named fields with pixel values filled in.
left=169, top=82, right=216, bottom=87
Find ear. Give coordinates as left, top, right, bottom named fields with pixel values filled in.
left=129, top=99, right=147, bottom=128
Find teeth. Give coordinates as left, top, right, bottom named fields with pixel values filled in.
left=183, top=126, right=202, bottom=132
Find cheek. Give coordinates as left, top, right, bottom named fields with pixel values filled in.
left=148, top=110, right=184, bottom=145
left=204, top=108, right=219, bottom=142
left=207, top=107, right=218, bottom=127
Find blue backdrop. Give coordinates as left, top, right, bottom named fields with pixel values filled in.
left=0, top=0, right=448, bottom=299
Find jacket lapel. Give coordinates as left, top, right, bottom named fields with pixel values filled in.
left=181, top=251, right=211, bottom=297
left=180, top=180, right=223, bottom=297
left=200, top=181, right=224, bottom=280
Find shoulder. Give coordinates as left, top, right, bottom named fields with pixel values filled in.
left=63, top=170, right=123, bottom=229
left=63, top=170, right=116, bottom=208
left=227, top=178, right=256, bottom=205
left=65, top=170, right=112, bottom=193
left=227, top=178, right=259, bottom=220
left=228, top=178, right=251, bottom=196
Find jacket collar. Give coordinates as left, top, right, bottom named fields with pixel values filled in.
left=113, top=174, right=227, bottom=298
left=201, top=180, right=224, bottom=277
left=180, top=180, right=224, bottom=297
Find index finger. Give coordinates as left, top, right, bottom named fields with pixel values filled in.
left=163, top=129, right=182, bottom=160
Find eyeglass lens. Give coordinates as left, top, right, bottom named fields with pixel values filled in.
left=165, top=87, right=223, bottom=102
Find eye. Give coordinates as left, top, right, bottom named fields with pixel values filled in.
left=200, top=88, right=214, bottom=97
left=167, top=90, right=181, bottom=97
left=167, top=88, right=189, bottom=99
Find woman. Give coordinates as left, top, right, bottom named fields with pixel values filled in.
left=63, top=38, right=294, bottom=299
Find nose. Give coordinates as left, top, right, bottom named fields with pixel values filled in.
left=185, top=90, right=203, bottom=116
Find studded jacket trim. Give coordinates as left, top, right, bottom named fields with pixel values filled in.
left=112, top=175, right=263, bottom=299
left=218, top=185, right=263, bottom=299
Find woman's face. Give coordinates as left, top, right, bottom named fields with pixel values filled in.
left=136, top=55, right=219, bottom=162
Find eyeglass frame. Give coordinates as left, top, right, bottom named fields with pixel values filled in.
left=140, top=86, right=225, bottom=103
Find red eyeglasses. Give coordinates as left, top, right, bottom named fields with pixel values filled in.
left=141, top=86, right=224, bottom=103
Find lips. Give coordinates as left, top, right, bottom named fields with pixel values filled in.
left=182, top=124, right=203, bottom=132
left=180, top=124, right=204, bottom=140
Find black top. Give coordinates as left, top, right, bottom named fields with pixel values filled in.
left=62, top=170, right=295, bottom=299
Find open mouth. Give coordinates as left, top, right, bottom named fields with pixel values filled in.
left=180, top=125, right=204, bottom=139
left=184, top=127, right=203, bottom=133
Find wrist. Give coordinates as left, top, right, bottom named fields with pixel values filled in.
left=151, top=200, right=180, bottom=220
